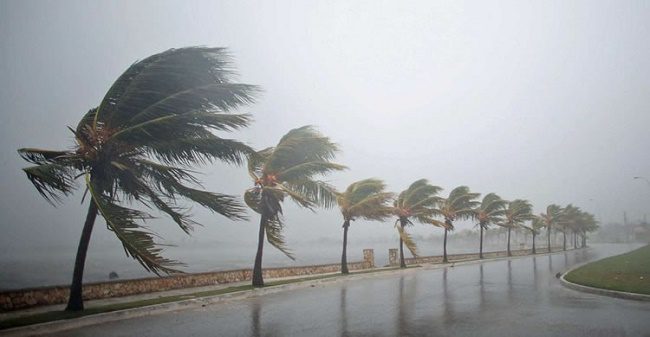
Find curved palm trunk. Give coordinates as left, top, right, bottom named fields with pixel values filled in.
left=66, top=200, right=99, bottom=311
left=547, top=225, right=551, bottom=253
left=443, top=228, right=449, bottom=263
left=507, top=227, right=512, bottom=257
left=341, top=220, right=350, bottom=274
left=479, top=225, right=484, bottom=259
left=399, top=218, right=407, bottom=268
left=252, top=213, right=267, bottom=287
left=532, top=232, right=536, bottom=254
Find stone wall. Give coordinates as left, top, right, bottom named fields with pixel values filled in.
left=0, top=249, right=375, bottom=312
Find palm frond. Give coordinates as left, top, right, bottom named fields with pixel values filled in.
left=263, top=126, right=341, bottom=174
left=264, top=216, right=295, bottom=260
left=87, top=176, right=182, bottom=275
left=144, top=134, right=253, bottom=166
left=21, top=163, right=78, bottom=204
left=277, top=161, right=347, bottom=182
left=96, top=47, right=258, bottom=128
left=284, top=179, right=338, bottom=209
left=396, top=225, right=418, bottom=257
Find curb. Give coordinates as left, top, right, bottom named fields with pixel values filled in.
left=559, top=258, right=650, bottom=302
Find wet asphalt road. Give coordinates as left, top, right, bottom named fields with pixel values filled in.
left=48, top=244, right=650, bottom=337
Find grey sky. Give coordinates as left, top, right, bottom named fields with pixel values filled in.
left=1, top=1, right=649, bottom=268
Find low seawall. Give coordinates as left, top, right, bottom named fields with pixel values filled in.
left=0, top=249, right=375, bottom=312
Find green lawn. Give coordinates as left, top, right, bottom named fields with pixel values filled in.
left=0, top=266, right=408, bottom=330
left=565, top=244, right=650, bottom=295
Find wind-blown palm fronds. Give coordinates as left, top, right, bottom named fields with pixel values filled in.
left=336, top=178, right=394, bottom=273
left=245, top=126, right=346, bottom=286
left=393, top=179, right=442, bottom=268
left=500, top=199, right=533, bottom=256
left=437, top=186, right=480, bottom=262
left=473, top=193, right=506, bottom=258
left=18, top=47, right=258, bottom=311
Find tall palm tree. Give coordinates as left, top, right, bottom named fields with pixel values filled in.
left=501, top=199, right=533, bottom=256
left=336, top=179, right=393, bottom=274
left=561, top=204, right=581, bottom=251
left=18, top=47, right=257, bottom=311
left=523, top=215, right=544, bottom=254
left=245, top=126, right=346, bottom=286
left=539, top=204, right=563, bottom=253
left=437, top=186, right=480, bottom=263
left=473, top=193, right=506, bottom=259
left=393, top=179, right=442, bottom=268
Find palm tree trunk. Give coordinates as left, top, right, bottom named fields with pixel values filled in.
left=66, top=200, right=99, bottom=311
left=443, top=228, right=449, bottom=263
left=341, top=220, right=350, bottom=274
left=479, top=225, right=484, bottom=259
left=507, top=227, right=511, bottom=257
left=532, top=232, right=536, bottom=254
left=547, top=225, right=551, bottom=253
left=399, top=219, right=406, bottom=268
left=563, top=226, right=567, bottom=251
left=252, top=213, right=267, bottom=287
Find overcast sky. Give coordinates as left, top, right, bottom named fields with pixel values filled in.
left=1, top=0, right=649, bottom=267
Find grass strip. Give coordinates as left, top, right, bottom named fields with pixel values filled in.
left=0, top=266, right=405, bottom=330
left=565, top=244, right=650, bottom=295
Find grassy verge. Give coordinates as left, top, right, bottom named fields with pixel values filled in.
left=0, top=266, right=406, bottom=330
left=565, top=244, right=650, bottom=295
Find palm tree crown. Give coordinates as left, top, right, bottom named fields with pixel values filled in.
left=475, top=193, right=506, bottom=229
left=18, top=47, right=258, bottom=310
left=336, top=178, right=393, bottom=273
left=337, top=178, right=394, bottom=222
left=503, top=199, right=534, bottom=228
left=19, top=47, right=257, bottom=273
left=245, top=126, right=345, bottom=286
left=474, top=193, right=506, bottom=258
left=393, top=179, right=442, bottom=265
left=437, top=186, right=480, bottom=262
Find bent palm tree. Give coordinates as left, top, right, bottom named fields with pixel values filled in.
left=437, top=186, right=480, bottom=263
left=473, top=193, right=506, bottom=259
left=539, top=204, right=563, bottom=253
left=18, top=47, right=257, bottom=311
left=523, top=215, right=544, bottom=254
left=561, top=204, right=581, bottom=251
left=245, top=126, right=346, bottom=286
left=393, top=179, right=442, bottom=268
left=501, top=199, right=533, bottom=256
left=336, top=179, right=393, bottom=274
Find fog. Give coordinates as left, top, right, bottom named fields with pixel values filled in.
left=1, top=1, right=649, bottom=287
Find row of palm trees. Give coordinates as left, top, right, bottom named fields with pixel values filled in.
left=17, top=47, right=597, bottom=311
left=334, top=179, right=599, bottom=274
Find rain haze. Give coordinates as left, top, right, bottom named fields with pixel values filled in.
left=1, top=0, right=649, bottom=289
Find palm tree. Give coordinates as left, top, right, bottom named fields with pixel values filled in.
left=523, top=215, right=544, bottom=254
left=437, top=186, right=480, bottom=263
left=393, top=179, right=442, bottom=268
left=473, top=193, right=506, bottom=259
left=244, top=126, right=346, bottom=286
left=501, top=199, right=533, bottom=256
left=561, top=204, right=581, bottom=251
left=336, top=179, right=393, bottom=274
left=539, top=204, right=563, bottom=253
left=18, top=47, right=258, bottom=311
